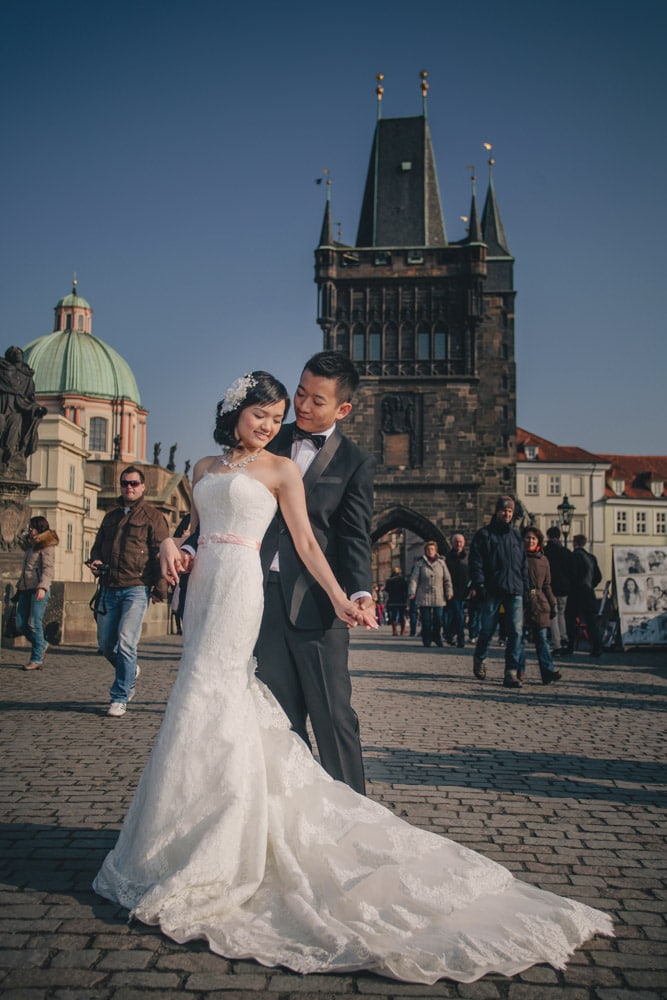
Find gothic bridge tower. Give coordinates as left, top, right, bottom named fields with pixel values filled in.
left=314, top=73, right=516, bottom=555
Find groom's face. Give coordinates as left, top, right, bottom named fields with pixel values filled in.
left=294, top=369, right=352, bottom=434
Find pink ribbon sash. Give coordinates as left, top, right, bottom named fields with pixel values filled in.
left=198, top=532, right=261, bottom=551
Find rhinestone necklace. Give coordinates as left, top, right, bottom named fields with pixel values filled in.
left=220, top=448, right=264, bottom=469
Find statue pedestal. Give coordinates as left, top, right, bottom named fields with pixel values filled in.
left=0, top=476, right=40, bottom=648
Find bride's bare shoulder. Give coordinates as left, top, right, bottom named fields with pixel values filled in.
left=192, top=456, right=219, bottom=481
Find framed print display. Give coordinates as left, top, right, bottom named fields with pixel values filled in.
left=613, top=545, right=667, bottom=648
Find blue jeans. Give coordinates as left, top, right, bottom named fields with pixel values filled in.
left=445, top=598, right=465, bottom=644
left=520, top=626, right=557, bottom=678
left=474, top=593, right=524, bottom=674
left=96, top=586, right=149, bottom=703
left=16, top=589, right=49, bottom=663
left=419, top=606, right=443, bottom=646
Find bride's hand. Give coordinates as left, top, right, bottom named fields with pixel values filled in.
left=333, top=596, right=379, bottom=630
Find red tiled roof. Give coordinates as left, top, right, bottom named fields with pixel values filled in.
left=599, top=455, right=667, bottom=499
left=516, top=428, right=601, bottom=463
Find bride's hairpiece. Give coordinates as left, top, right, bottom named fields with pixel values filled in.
left=219, top=373, right=257, bottom=414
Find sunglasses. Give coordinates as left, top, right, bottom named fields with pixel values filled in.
left=120, top=480, right=143, bottom=488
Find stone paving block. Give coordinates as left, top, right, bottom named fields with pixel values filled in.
left=185, top=971, right=269, bottom=991
left=0, top=949, right=49, bottom=968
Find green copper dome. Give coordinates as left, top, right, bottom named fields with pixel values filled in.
left=23, top=330, right=141, bottom=405
left=55, top=292, right=92, bottom=310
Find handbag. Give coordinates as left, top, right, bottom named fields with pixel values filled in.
left=3, top=598, right=20, bottom=639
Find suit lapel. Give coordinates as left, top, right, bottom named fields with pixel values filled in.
left=302, top=429, right=342, bottom=494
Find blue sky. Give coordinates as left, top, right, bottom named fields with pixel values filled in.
left=2, top=0, right=665, bottom=471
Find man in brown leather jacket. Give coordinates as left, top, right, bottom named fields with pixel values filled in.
left=89, top=466, right=168, bottom=717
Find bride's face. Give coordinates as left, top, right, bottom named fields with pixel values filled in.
left=236, top=399, right=286, bottom=450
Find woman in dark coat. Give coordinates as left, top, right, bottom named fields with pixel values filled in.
left=520, top=527, right=561, bottom=685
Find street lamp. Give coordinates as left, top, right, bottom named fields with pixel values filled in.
left=557, top=495, right=575, bottom=549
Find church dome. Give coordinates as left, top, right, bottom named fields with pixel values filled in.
left=23, top=330, right=141, bottom=405
left=55, top=291, right=92, bottom=310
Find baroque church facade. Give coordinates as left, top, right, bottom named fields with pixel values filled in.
left=315, top=79, right=515, bottom=555
left=22, top=284, right=191, bottom=585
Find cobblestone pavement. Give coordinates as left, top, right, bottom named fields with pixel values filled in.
left=1, top=630, right=666, bottom=999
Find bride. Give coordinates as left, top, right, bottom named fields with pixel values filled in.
left=93, top=371, right=613, bottom=984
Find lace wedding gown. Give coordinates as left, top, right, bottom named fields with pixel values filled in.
left=94, top=472, right=613, bottom=984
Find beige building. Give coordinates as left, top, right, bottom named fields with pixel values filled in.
left=516, top=428, right=667, bottom=588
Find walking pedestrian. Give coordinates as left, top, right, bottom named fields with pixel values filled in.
left=444, top=533, right=469, bottom=647
left=408, top=541, right=453, bottom=647
left=544, top=526, right=573, bottom=655
left=520, top=527, right=561, bottom=685
left=16, top=516, right=59, bottom=670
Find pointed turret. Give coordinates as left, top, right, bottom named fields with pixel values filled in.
left=318, top=192, right=333, bottom=247
left=481, top=163, right=511, bottom=256
left=466, top=173, right=483, bottom=244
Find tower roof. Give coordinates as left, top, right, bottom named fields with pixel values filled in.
left=481, top=170, right=511, bottom=256
left=355, top=115, right=447, bottom=248
left=23, top=329, right=141, bottom=404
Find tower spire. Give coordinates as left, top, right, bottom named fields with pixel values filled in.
left=480, top=145, right=511, bottom=255
left=318, top=170, right=333, bottom=246
left=465, top=167, right=483, bottom=243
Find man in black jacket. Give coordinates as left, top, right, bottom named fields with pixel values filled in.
left=444, top=533, right=469, bottom=647
left=544, top=526, right=573, bottom=655
left=468, top=497, right=530, bottom=688
left=565, top=535, right=603, bottom=657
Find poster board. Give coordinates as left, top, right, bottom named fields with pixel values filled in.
left=613, top=545, right=667, bottom=648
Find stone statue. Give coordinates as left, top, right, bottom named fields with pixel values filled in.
left=153, top=442, right=161, bottom=465
left=167, top=443, right=177, bottom=471
left=0, top=347, right=47, bottom=467
left=184, top=459, right=191, bottom=478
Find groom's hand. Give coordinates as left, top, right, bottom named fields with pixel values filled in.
left=355, top=595, right=378, bottom=629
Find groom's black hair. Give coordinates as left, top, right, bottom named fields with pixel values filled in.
left=214, top=371, right=290, bottom=448
left=303, top=351, right=360, bottom=403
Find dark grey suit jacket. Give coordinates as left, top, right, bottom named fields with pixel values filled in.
left=261, top=423, right=375, bottom=630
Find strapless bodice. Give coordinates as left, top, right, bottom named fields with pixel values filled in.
left=193, top=471, right=277, bottom=543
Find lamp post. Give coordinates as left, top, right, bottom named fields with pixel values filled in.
left=557, top=495, right=575, bottom=549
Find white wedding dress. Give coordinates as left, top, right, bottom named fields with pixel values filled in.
left=94, top=472, right=613, bottom=984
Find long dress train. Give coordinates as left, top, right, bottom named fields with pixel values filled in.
left=93, top=472, right=613, bottom=984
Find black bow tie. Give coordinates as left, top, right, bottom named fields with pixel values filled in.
left=292, top=427, right=326, bottom=450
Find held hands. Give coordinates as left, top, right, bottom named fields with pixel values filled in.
left=160, top=537, right=194, bottom=587
left=333, top=594, right=379, bottom=630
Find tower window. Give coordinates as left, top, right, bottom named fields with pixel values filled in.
left=352, top=333, right=365, bottom=361
left=69, top=465, right=75, bottom=492
left=65, top=313, right=72, bottom=330
left=66, top=523, right=73, bottom=551
left=369, top=332, right=381, bottom=361
left=89, top=417, right=107, bottom=452
left=77, top=315, right=84, bottom=331
left=434, top=331, right=446, bottom=360
left=417, top=332, right=430, bottom=360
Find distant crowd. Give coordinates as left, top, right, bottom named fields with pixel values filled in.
left=372, top=494, right=604, bottom=687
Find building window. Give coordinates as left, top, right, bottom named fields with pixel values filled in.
left=613, top=479, right=624, bottom=495
left=89, top=417, right=107, bottom=452
left=65, top=313, right=72, bottom=330
left=635, top=511, right=647, bottom=534
left=651, top=480, right=664, bottom=497
left=526, top=475, right=538, bottom=496
left=77, top=314, right=84, bottom=331
left=352, top=332, right=365, bottom=360
left=615, top=510, right=628, bottom=534
left=68, top=465, right=75, bottom=492
left=524, top=445, right=538, bottom=461
left=66, top=523, right=73, bottom=551
left=570, top=475, right=583, bottom=496
left=417, top=332, right=430, bottom=360
left=656, top=511, right=667, bottom=534
left=548, top=475, right=561, bottom=496
left=369, top=332, right=381, bottom=361
left=434, top=331, right=446, bottom=360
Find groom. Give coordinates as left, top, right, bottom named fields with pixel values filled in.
left=167, top=352, right=375, bottom=795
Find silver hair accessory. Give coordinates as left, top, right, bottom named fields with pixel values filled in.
left=219, top=373, right=257, bottom=414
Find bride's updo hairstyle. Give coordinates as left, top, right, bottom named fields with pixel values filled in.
left=214, top=371, right=291, bottom=448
